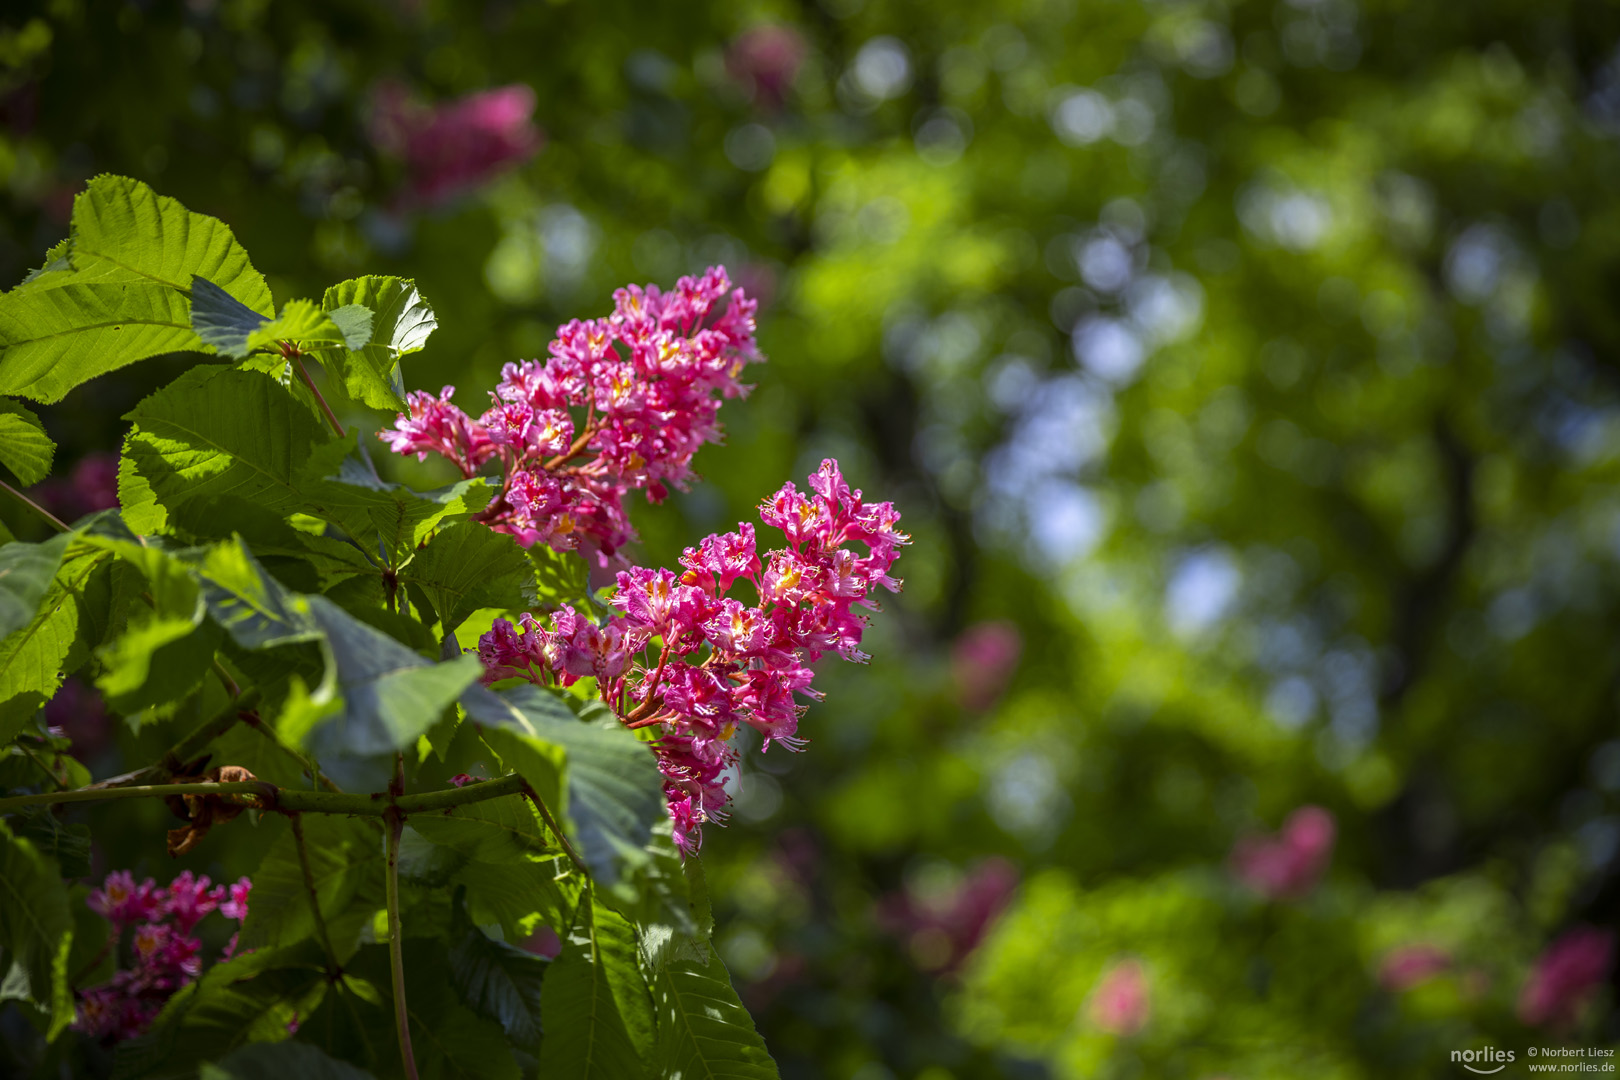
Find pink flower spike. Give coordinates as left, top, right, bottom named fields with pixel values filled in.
left=1231, top=805, right=1336, bottom=901
left=1089, top=959, right=1151, bottom=1036
left=220, top=878, right=252, bottom=923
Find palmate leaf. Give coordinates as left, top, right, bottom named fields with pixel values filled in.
left=239, top=816, right=384, bottom=957
left=652, top=943, right=780, bottom=1080
left=113, top=941, right=329, bottom=1080
left=202, top=1042, right=376, bottom=1080
left=449, top=924, right=549, bottom=1048
left=191, top=281, right=371, bottom=361
left=0, top=175, right=273, bottom=403
left=67, top=175, right=273, bottom=310
left=0, top=532, right=73, bottom=640
left=0, top=820, right=74, bottom=1040
left=538, top=894, right=655, bottom=1079
left=299, top=455, right=491, bottom=569
left=402, top=522, right=532, bottom=632
left=312, top=276, right=436, bottom=411
left=289, top=597, right=481, bottom=788
left=120, top=365, right=347, bottom=533
left=0, top=543, right=105, bottom=741
left=472, top=684, right=665, bottom=889
left=0, top=282, right=200, bottom=404
left=0, top=398, right=54, bottom=485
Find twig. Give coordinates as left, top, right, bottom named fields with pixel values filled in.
left=291, top=814, right=343, bottom=979
left=522, top=780, right=589, bottom=878
left=0, top=771, right=528, bottom=816
left=293, top=356, right=346, bottom=440
left=384, top=753, right=419, bottom=1080
left=17, top=742, right=64, bottom=790
left=0, top=478, right=70, bottom=533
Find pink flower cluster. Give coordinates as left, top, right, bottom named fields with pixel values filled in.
left=1231, top=805, right=1336, bottom=900
left=369, top=82, right=542, bottom=207
left=381, top=267, right=759, bottom=563
left=1518, top=925, right=1615, bottom=1029
left=478, top=459, right=907, bottom=852
left=74, top=871, right=251, bottom=1041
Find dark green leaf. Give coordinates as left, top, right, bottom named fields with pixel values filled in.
left=402, top=522, right=531, bottom=632
left=0, top=398, right=54, bottom=485
left=299, top=455, right=491, bottom=569
left=193, top=537, right=324, bottom=651
left=449, top=924, right=549, bottom=1047
left=189, top=277, right=270, bottom=359
left=408, top=792, right=552, bottom=863
left=474, top=684, right=664, bottom=888
left=11, top=806, right=91, bottom=879
left=0, top=820, right=74, bottom=1039
left=0, top=532, right=72, bottom=639
left=120, top=366, right=346, bottom=533
left=202, top=1042, right=376, bottom=1080
left=453, top=856, right=575, bottom=943
left=652, top=942, right=779, bottom=1080
left=538, top=894, right=654, bottom=1079
left=239, top=816, right=383, bottom=957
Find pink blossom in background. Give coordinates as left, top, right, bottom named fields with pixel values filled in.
left=951, top=620, right=1022, bottom=711
left=75, top=871, right=252, bottom=1042
left=875, top=858, right=1019, bottom=974
left=1379, top=944, right=1452, bottom=991
left=725, top=24, right=807, bottom=109
left=1231, top=805, right=1336, bottom=900
left=43, top=677, right=110, bottom=758
left=32, top=451, right=119, bottom=523
left=522, top=925, right=562, bottom=960
left=369, top=82, right=542, bottom=206
left=1518, top=925, right=1615, bottom=1028
left=1088, top=958, right=1151, bottom=1036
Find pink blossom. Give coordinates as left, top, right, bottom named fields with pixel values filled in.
left=1518, top=925, right=1615, bottom=1028
left=726, top=24, right=807, bottom=109
left=1379, top=944, right=1452, bottom=991
left=381, top=267, right=761, bottom=565
left=219, top=878, right=252, bottom=923
left=1231, top=805, right=1336, bottom=900
left=951, top=621, right=1023, bottom=711
left=875, top=858, right=1019, bottom=974
left=369, top=82, right=542, bottom=206
left=1089, top=958, right=1151, bottom=1036
left=87, top=870, right=161, bottom=928
left=477, top=459, right=906, bottom=853
left=163, top=871, right=225, bottom=934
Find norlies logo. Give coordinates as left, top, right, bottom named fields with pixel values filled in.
left=1453, top=1047, right=1517, bottom=1074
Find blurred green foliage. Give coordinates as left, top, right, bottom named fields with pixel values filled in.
left=4, top=0, right=1620, bottom=1076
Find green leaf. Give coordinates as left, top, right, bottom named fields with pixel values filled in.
left=408, top=792, right=553, bottom=863
left=0, top=398, right=54, bottom=485
left=0, top=532, right=72, bottom=640
left=0, top=820, right=74, bottom=1039
left=313, top=276, right=435, bottom=411
left=67, top=175, right=273, bottom=312
left=89, top=535, right=221, bottom=716
left=189, top=277, right=270, bottom=359
left=652, top=942, right=779, bottom=1080
left=452, top=855, right=575, bottom=943
left=402, top=522, right=532, bottom=633
left=292, top=597, right=480, bottom=788
left=525, top=543, right=592, bottom=610
left=0, top=281, right=200, bottom=403
left=449, top=924, right=549, bottom=1048
left=121, top=366, right=346, bottom=532
left=613, top=824, right=707, bottom=973
left=0, top=545, right=104, bottom=739
left=538, top=894, right=654, bottom=1080
left=113, top=942, right=329, bottom=1080
left=239, top=816, right=384, bottom=957
left=19, top=239, right=70, bottom=288
left=474, top=684, right=665, bottom=888
left=325, top=304, right=375, bottom=351
left=300, top=456, right=491, bottom=568
left=11, top=807, right=92, bottom=879
left=246, top=300, right=353, bottom=354
left=203, top=1042, right=376, bottom=1080
left=193, top=537, right=324, bottom=651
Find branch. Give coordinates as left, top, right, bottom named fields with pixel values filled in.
left=293, top=356, right=347, bottom=439
left=384, top=755, right=419, bottom=1080
left=522, top=780, right=588, bottom=878
left=291, top=814, right=342, bottom=979
left=0, top=477, right=70, bottom=533
left=0, top=771, right=529, bottom=816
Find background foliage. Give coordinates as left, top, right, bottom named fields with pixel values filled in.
left=4, top=0, right=1620, bottom=1076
